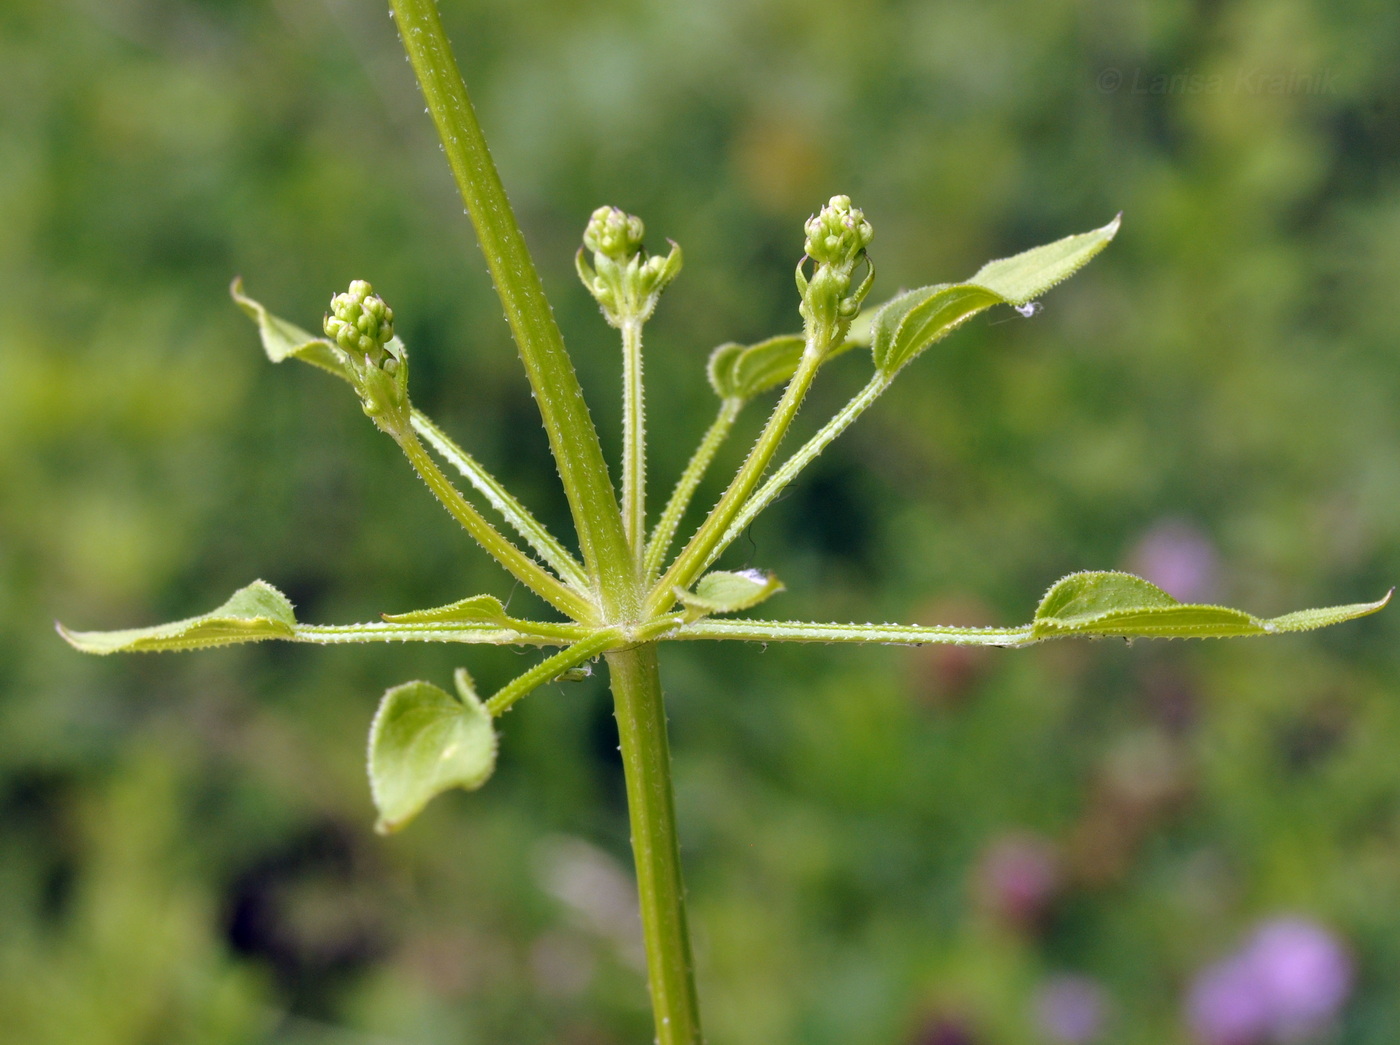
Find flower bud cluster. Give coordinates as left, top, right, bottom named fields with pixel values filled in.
left=324, top=280, right=410, bottom=433
left=327, top=279, right=396, bottom=360
left=576, top=206, right=682, bottom=327
left=796, top=195, right=875, bottom=352
left=803, top=195, right=874, bottom=267
left=583, top=206, right=646, bottom=262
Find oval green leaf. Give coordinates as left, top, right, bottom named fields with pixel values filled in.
left=1031, top=570, right=1391, bottom=640
left=707, top=334, right=859, bottom=402
left=674, top=569, right=784, bottom=621
left=870, top=215, right=1120, bottom=375
left=230, top=278, right=351, bottom=380
left=382, top=594, right=511, bottom=626
left=368, top=674, right=497, bottom=835
left=57, top=580, right=297, bottom=654
left=707, top=335, right=806, bottom=402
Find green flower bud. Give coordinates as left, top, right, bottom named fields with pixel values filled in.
left=576, top=206, right=682, bottom=326
left=583, top=206, right=647, bottom=261
left=324, top=280, right=409, bottom=434
left=803, top=195, right=874, bottom=268
left=797, top=195, right=875, bottom=351
left=326, top=279, right=396, bottom=361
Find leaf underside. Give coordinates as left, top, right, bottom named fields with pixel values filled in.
left=382, top=594, right=512, bottom=626
left=368, top=676, right=497, bottom=834
left=230, top=278, right=351, bottom=379
left=870, top=215, right=1121, bottom=374
left=675, top=569, right=784, bottom=620
left=707, top=335, right=860, bottom=402
left=1029, top=571, right=1392, bottom=640
left=676, top=572, right=1390, bottom=646
left=56, top=581, right=296, bottom=654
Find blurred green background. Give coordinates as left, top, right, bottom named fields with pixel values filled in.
left=3, top=0, right=1399, bottom=1041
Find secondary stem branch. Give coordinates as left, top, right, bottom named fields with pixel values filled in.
left=648, top=342, right=828, bottom=612
left=622, top=317, right=646, bottom=564
left=395, top=428, right=597, bottom=622
left=645, top=397, right=742, bottom=581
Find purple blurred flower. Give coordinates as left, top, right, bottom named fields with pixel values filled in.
left=1187, top=917, right=1353, bottom=1045
left=912, top=1015, right=978, bottom=1045
left=976, top=832, right=1061, bottom=929
left=1244, top=919, right=1352, bottom=1038
left=1125, top=519, right=1220, bottom=603
left=1035, top=974, right=1108, bottom=1043
left=1188, top=954, right=1274, bottom=1045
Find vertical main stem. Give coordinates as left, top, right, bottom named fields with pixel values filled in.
left=390, top=0, right=635, bottom=615
left=607, top=644, right=703, bottom=1045
left=621, top=318, right=646, bottom=566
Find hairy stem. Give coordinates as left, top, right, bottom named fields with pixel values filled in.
left=674, top=617, right=1035, bottom=646
left=622, top=317, right=647, bottom=564
left=411, top=410, right=590, bottom=591
left=607, top=644, right=703, bottom=1045
left=485, top=630, right=620, bottom=715
left=708, top=371, right=889, bottom=574
left=644, top=397, right=742, bottom=581
left=292, top=623, right=573, bottom=646
left=395, top=428, right=598, bottom=622
left=390, top=0, right=635, bottom=617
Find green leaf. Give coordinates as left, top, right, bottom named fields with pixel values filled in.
left=381, top=595, right=589, bottom=642
left=368, top=670, right=497, bottom=835
left=674, top=569, right=784, bottom=621
left=57, top=581, right=297, bottom=654
left=970, top=214, right=1122, bottom=303
left=230, top=278, right=350, bottom=380
left=382, top=594, right=511, bottom=626
left=870, top=214, right=1120, bottom=375
left=707, top=336, right=804, bottom=401
left=870, top=284, right=1001, bottom=373
left=706, top=335, right=859, bottom=402
left=1030, top=571, right=1391, bottom=640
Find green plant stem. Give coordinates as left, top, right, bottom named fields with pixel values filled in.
left=394, top=427, right=598, bottom=622
left=622, top=317, right=647, bottom=564
left=674, top=617, right=1035, bottom=645
left=709, top=371, right=889, bottom=572
left=293, top=623, right=564, bottom=645
left=390, top=0, right=635, bottom=616
left=648, top=344, right=826, bottom=614
left=644, top=397, right=742, bottom=580
left=606, top=643, right=703, bottom=1045
left=411, top=410, right=590, bottom=591
left=485, top=630, right=620, bottom=715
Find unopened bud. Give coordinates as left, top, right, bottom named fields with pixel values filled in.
left=803, top=195, right=874, bottom=268
left=583, top=206, right=646, bottom=261
left=326, top=279, right=396, bottom=361
left=576, top=206, right=682, bottom=326
left=324, top=280, right=409, bottom=433
left=796, top=195, right=875, bottom=350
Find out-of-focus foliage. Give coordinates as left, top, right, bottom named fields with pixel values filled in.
left=3, top=0, right=1399, bottom=1041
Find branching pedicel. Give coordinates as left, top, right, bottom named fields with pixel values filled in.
left=57, top=2, right=1389, bottom=1042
